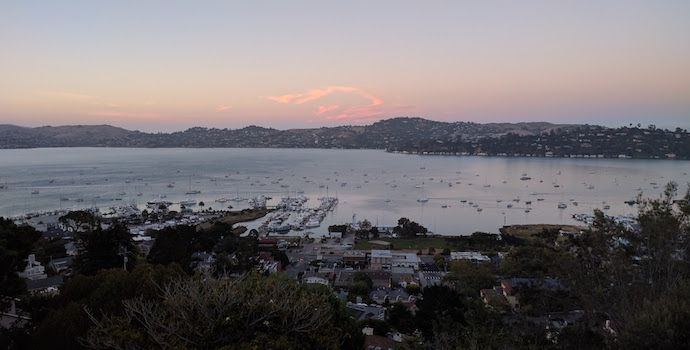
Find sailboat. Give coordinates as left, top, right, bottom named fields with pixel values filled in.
left=185, top=177, right=201, bottom=194
left=231, top=187, right=244, bottom=202
left=417, top=186, right=429, bottom=202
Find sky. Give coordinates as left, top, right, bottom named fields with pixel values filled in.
left=1, top=1, right=689, bottom=132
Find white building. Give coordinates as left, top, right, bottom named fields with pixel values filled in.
left=18, top=254, right=47, bottom=280
left=392, top=252, right=421, bottom=270
left=450, top=251, right=491, bottom=264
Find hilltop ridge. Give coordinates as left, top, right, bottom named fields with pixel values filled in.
left=0, top=117, right=687, bottom=159
left=0, top=117, right=577, bottom=149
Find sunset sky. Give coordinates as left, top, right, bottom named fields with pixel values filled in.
left=1, top=1, right=689, bottom=132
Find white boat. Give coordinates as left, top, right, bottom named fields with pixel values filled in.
left=305, top=219, right=320, bottom=228
left=147, top=198, right=173, bottom=208
left=31, top=190, right=39, bottom=195
left=215, top=198, right=230, bottom=203
left=417, top=197, right=429, bottom=203
left=558, top=202, right=567, bottom=209
left=179, top=199, right=197, bottom=206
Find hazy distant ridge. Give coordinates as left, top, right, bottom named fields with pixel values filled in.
left=0, top=117, right=577, bottom=149
left=1, top=118, right=687, bottom=159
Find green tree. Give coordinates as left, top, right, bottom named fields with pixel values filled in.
left=566, top=182, right=690, bottom=347
left=0, top=218, right=42, bottom=298
left=73, top=222, right=136, bottom=276
left=393, top=217, right=428, bottom=238
left=82, top=273, right=362, bottom=349
left=353, top=271, right=373, bottom=290
left=58, top=210, right=99, bottom=233
left=388, top=302, right=416, bottom=334
left=444, top=260, right=497, bottom=297
left=147, top=227, right=190, bottom=270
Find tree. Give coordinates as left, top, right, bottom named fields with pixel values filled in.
left=405, top=283, right=421, bottom=295
left=58, top=210, right=99, bottom=233
left=353, top=272, right=373, bottom=290
left=28, top=262, right=185, bottom=350
left=73, top=222, right=136, bottom=275
left=444, top=260, right=496, bottom=297
left=387, top=302, right=415, bottom=334
left=82, top=273, right=362, bottom=349
left=147, top=227, right=190, bottom=270
left=393, top=217, right=428, bottom=238
left=415, top=285, right=467, bottom=342
left=199, top=201, right=205, bottom=211
left=0, top=218, right=42, bottom=298
left=566, top=181, right=690, bottom=345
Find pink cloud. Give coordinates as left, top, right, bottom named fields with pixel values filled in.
left=267, top=86, right=373, bottom=105
left=215, top=104, right=232, bottom=111
left=268, top=86, right=387, bottom=123
left=316, top=105, right=340, bottom=115
left=325, top=105, right=384, bottom=122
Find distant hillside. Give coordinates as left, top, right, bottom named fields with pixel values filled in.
left=1, top=117, right=687, bottom=159
left=0, top=117, right=577, bottom=149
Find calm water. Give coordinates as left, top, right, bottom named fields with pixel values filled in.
left=1, top=148, right=688, bottom=235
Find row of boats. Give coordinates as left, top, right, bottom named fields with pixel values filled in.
left=263, top=196, right=339, bottom=233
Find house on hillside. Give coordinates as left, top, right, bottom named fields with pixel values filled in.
left=18, top=254, right=47, bottom=280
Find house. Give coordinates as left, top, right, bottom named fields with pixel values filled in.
left=48, top=256, right=73, bottom=273
left=370, top=290, right=388, bottom=304
left=392, top=252, right=421, bottom=270
left=258, top=237, right=278, bottom=249
left=479, top=286, right=508, bottom=306
left=397, top=275, right=420, bottom=289
left=343, top=250, right=368, bottom=268
left=364, top=334, right=396, bottom=350
left=346, top=301, right=385, bottom=321
left=26, top=275, right=63, bottom=295
left=366, top=271, right=392, bottom=289
left=258, top=251, right=281, bottom=274
left=191, top=252, right=214, bottom=273
left=302, top=270, right=333, bottom=286
left=450, top=251, right=491, bottom=264
left=501, top=278, right=564, bottom=311
left=388, top=289, right=414, bottom=303
left=64, top=242, right=78, bottom=256
left=370, top=250, right=392, bottom=270
left=18, top=254, right=47, bottom=280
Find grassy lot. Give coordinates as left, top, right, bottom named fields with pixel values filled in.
left=355, top=236, right=450, bottom=251
left=500, top=224, right=587, bottom=243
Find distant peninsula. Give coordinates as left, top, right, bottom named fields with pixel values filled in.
left=0, top=117, right=688, bottom=159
